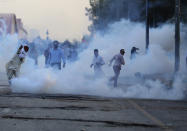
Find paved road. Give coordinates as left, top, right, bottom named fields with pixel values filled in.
left=0, top=72, right=187, bottom=131
left=0, top=93, right=186, bottom=131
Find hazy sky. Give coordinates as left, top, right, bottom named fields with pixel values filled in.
left=0, top=0, right=91, bottom=41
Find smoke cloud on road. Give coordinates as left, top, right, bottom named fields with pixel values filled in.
left=0, top=20, right=187, bottom=100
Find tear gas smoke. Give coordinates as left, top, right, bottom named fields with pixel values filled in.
left=0, top=20, right=187, bottom=100
left=0, top=34, right=18, bottom=72
left=0, top=19, right=7, bottom=37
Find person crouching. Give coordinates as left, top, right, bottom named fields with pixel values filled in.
left=6, top=45, right=29, bottom=85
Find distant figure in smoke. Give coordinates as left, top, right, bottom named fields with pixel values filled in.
left=44, top=46, right=51, bottom=67
left=109, top=49, right=125, bottom=87
left=90, top=49, right=105, bottom=77
left=186, top=52, right=187, bottom=68
left=28, top=42, right=39, bottom=65
left=6, top=44, right=29, bottom=84
left=49, top=41, right=66, bottom=70
left=130, top=47, right=139, bottom=60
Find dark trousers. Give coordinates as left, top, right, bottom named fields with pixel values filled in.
left=110, top=66, right=121, bottom=87
left=51, top=63, right=61, bottom=70
left=7, top=69, right=17, bottom=81
left=45, top=57, right=48, bottom=65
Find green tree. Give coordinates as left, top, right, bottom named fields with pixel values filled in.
left=86, top=0, right=186, bottom=32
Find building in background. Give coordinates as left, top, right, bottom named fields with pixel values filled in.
left=0, top=13, right=27, bottom=39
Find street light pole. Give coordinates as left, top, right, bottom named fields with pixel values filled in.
left=175, top=0, right=181, bottom=72
left=46, top=30, right=49, bottom=40
left=146, top=0, right=149, bottom=52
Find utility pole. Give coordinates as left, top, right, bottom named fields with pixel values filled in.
left=175, top=0, right=180, bottom=72
left=146, top=0, right=149, bottom=52
left=46, top=30, right=49, bottom=40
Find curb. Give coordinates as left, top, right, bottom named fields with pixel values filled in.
left=0, top=86, right=12, bottom=94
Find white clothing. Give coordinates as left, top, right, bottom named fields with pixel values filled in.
left=91, top=55, right=105, bottom=76
left=110, top=53, right=125, bottom=67
left=92, top=55, right=105, bottom=67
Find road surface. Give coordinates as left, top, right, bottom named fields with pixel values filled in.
left=0, top=72, right=187, bottom=131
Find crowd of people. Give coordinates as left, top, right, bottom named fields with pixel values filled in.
left=6, top=36, right=187, bottom=88
left=5, top=37, right=80, bottom=84
left=5, top=36, right=143, bottom=87
left=90, top=47, right=141, bottom=87
left=27, top=36, right=79, bottom=67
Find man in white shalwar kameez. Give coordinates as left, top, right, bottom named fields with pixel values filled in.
left=90, top=49, right=105, bottom=77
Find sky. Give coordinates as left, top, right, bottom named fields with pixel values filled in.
left=0, top=0, right=91, bottom=41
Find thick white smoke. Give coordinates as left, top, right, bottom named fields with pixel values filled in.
left=0, top=20, right=187, bottom=100
left=0, top=34, right=18, bottom=72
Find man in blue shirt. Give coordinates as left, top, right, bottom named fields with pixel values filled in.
left=49, top=41, right=66, bottom=70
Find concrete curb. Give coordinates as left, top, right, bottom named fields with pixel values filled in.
left=0, top=86, right=12, bottom=94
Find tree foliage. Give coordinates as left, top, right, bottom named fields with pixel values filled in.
left=86, top=0, right=187, bottom=32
